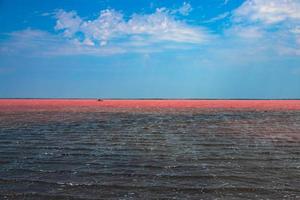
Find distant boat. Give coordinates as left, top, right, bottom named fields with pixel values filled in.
left=97, top=99, right=103, bottom=102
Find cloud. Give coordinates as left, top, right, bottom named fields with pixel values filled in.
left=0, top=29, right=126, bottom=56
left=0, top=27, right=204, bottom=57
left=231, top=0, right=300, bottom=55
left=291, top=27, right=300, bottom=34
left=55, top=10, right=82, bottom=38
left=204, top=12, right=230, bottom=23
left=234, top=0, right=300, bottom=24
left=1, top=0, right=300, bottom=58
left=226, top=26, right=264, bottom=39
left=0, top=29, right=60, bottom=55
left=175, top=2, right=193, bottom=16
left=0, top=3, right=211, bottom=57
left=54, top=5, right=207, bottom=47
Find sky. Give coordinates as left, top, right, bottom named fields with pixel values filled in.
left=0, top=0, right=300, bottom=99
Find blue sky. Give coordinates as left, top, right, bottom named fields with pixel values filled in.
left=0, top=0, right=300, bottom=98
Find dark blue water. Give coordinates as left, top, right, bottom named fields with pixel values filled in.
left=0, top=108, right=300, bottom=199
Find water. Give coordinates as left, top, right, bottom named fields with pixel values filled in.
left=0, top=100, right=300, bottom=199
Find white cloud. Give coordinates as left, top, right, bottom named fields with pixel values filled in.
left=226, top=26, right=264, bottom=39
left=0, top=29, right=59, bottom=55
left=0, top=29, right=126, bottom=56
left=0, top=27, right=206, bottom=57
left=0, top=3, right=211, bottom=57
left=234, top=0, right=300, bottom=24
left=2, top=1, right=300, bottom=58
left=290, top=27, right=300, bottom=34
left=231, top=0, right=300, bottom=55
left=54, top=5, right=207, bottom=47
left=55, top=10, right=82, bottom=37
left=176, top=2, right=193, bottom=16
left=204, top=12, right=230, bottom=23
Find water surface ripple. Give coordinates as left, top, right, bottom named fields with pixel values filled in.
left=0, top=100, right=300, bottom=199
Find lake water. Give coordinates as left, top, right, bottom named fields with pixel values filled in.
left=0, top=100, right=300, bottom=199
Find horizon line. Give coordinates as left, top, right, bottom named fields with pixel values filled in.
left=1, top=98, right=300, bottom=100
